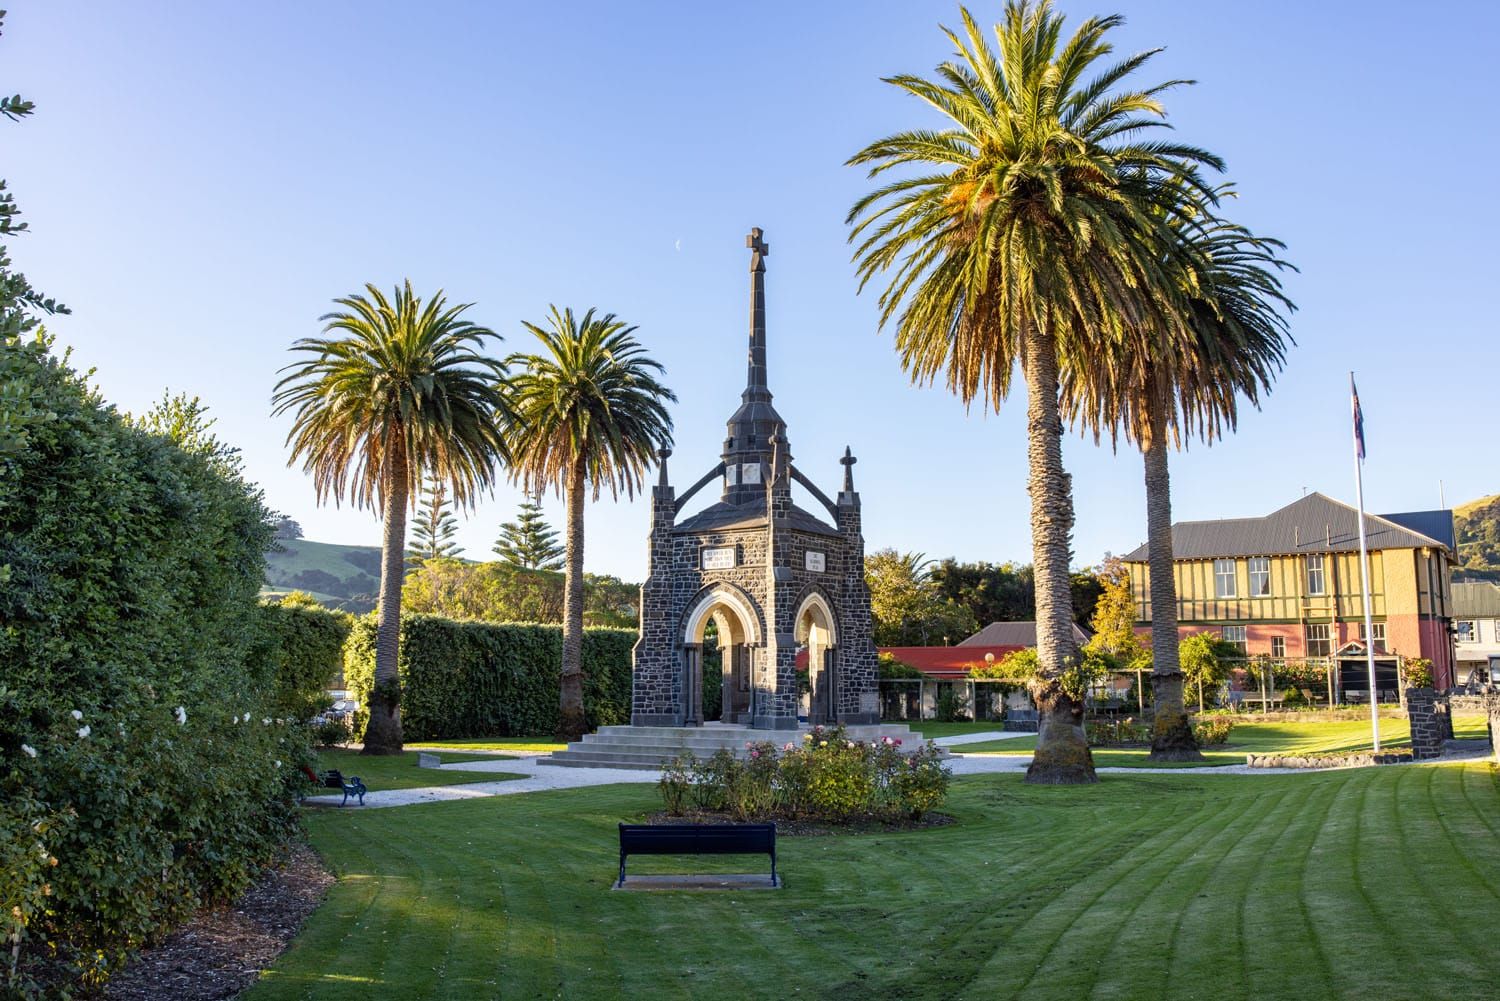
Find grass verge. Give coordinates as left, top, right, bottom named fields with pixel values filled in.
left=310, top=750, right=525, bottom=791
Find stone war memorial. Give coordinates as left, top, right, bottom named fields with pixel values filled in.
left=547, top=229, right=921, bottom=767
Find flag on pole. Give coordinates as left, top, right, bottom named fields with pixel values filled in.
left=1351, top=376, right=1366, bottom=461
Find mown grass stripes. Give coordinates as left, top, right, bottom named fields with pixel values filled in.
left=247, top=763, right=1500, bottom=1001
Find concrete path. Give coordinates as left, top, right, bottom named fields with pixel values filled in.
left=931, top=729, right=1029, bottom=747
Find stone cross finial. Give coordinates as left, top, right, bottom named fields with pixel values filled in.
left=840, top=446, right=857, bottom=493
left=656, top=447, right=672, bottom=488
left=746, top=227, right=769, bottom=272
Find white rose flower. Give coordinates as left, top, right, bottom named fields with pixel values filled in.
left=77, top=725, right=90, bottom=739
left=20, top=743, right=37, bottom=758
left=274, top=760, right=282, bottom=768
left=174, top=706, right=187, bottom=725
left=243, top=712, right=252, bottom=723
left=70, top=709, right=83, bottom=722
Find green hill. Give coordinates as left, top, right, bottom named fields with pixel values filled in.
left=1454, top=493, right=1500, bottom=576
left=263, top=538, right=381, bottom=613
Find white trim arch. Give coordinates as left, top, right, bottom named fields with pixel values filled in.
left=681, top=584, right=764, bottom=646
left=793, top=590, right=839, bottom=647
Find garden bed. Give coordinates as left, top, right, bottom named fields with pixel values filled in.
left=101, top=842, right=332, bottom=1001
left=1245, top=750, right=1412, bottom=769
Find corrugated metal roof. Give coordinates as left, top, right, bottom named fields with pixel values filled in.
left=958, top=621, right=1091, bottom=648
left=878, top=645, right=1026, bottom=679
left=1453, top=581, right=1500, bottom=618
left=1121, top=493, right=1454, bottom=562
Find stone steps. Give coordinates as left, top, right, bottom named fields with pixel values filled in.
left=540, top=723, right=934, bottom=770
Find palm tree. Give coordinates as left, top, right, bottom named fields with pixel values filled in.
left=1064, top=197, right=1295, bottom=759
left=505, top=307, right=676, bottom=741
left=272, top=281, right=511, bottom=754
left=845, top=0, right=1219, bottom=783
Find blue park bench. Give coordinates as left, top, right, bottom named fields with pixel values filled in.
left=317, top=768, right=367, bottom=806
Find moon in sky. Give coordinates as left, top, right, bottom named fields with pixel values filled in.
left=674, top=239, right=681, bottom=251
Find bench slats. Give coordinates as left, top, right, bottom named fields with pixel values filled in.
left=617, top=824, right=778, bottom=887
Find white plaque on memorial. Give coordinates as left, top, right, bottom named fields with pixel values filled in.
left=740, top=462, right=761, bottom=484
left=701, top=546, right=736, bottom=570
left=724, top=464, right=738, bottom=486
left=805, top=550, right=826, bottom=572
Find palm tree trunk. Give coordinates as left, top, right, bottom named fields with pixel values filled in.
left=363, top=430, right=408, bottom=756
left=1023, top=326, right=1096, bottom=785
left=1143, top=402, right=1202, bottom=761
left=557, top=458, right=588, bottom=742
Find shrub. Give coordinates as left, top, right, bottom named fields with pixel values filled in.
left=259, top=599, right=351, bottom=719
left=934, top=686, right=971, bottom=722
left=658, top=726, right=951, bottom=824
left=1085, top=718, right=1150, bottom=746
left=0, top=336, right=304, bottom=996
left=1192, top=718, right=1234, bottom=745
left=1404, top=658, right=1434, bottom=690
left=342, top=615, right=635, bottom=739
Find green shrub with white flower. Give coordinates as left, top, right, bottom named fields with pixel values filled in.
left=658, top=725, right=951, bottom=824
left=0, top=336, right=312, bottom=997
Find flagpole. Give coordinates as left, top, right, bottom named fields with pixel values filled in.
left=1351, top=372, right=1380, bottom=751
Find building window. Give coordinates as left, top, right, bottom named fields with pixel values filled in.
left=1358, top=621, right=1387, bottom=653
left=1306, top=555, right=1326, bottom=596
left=1305, top=623, right=1332, bottom=658
left=1222, top=625, right=1247, bottom=654
left=1270, top=636, right=1286, bottom=658
left=1248, top=557, right=1271, bottom=597
left=1214, top=559, right=1237, bottom=599
left=1456, top=620, right=1477, bottom=644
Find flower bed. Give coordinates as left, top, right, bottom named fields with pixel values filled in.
left=657, top=726, right=951, bottom=825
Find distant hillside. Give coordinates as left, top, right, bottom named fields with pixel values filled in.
left=1454, top=493, right=1500, bottom=573
left=263, top=538, right=381, bottom=613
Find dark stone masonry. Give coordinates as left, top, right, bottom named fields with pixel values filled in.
left=630, top=228, right=879, bottom=730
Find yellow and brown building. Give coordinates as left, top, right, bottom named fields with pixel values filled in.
left=1123, top=492, right=1457, bottom=691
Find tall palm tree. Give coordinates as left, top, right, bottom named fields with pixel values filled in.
left=505, top=307, right=676, bottom=742
left=1065, top=196, right=1295, bottom=759
left=272, top=281, right=511, bottom=754
left=846, top=0, right=1219, bottom=783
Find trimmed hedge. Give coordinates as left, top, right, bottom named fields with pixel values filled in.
left=0, top=335, right=304, bottom=997
left=343, top=615, right=636, bottom=739
left=258, top=600, right=352, bottom=718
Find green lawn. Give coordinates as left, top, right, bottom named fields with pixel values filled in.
left=959, top=717, right=1492, bottom=767
left=404, top=737, right=569, bottom=754
left=311, top=750, right=525, bottom=791
left=906, top=721, right=1009, bottom=738
left=250, top=763, right=1500, bottom=1000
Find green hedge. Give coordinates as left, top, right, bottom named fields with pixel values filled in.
left=343, top=615, right=636, bottom=739
left=259, top=600, right=352, bottom=718
left=0, top=335, right=303, bottom=997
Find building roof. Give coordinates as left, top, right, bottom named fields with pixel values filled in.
left=1121, top=492, right=1454, bottom=562
left=1453, top=581, right=1500, bottom=619
left=673, top=499, right=839, bottom=537
left=958, top=620, right=1091, bottom=648
left=879, top=645, right=1026, bottom=680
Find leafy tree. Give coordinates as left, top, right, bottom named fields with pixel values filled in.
left=272, top=281, right=511, bottom=755
left=504, top=307, right=675, bottom=741
left=132, top=391, right=244, bottom=477
left=846, top=1, right=1217, bottom=782
left=1085, top=556, right=1150, bottom=705
left=408, top=476, right=462, bottom=567
left=1179, top=632, right=1234, bottom=710
left=272, top=516, right=304, bottom=540
left=493, top=496, right=563, bottom=570
left=866, top=548, right=978, bottom=645
left=928, top=559, right=1103, bottom=630
left=1066, top=195, right=1295, bottom=759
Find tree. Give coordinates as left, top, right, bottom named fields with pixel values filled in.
left=407, top=476, right=461, bottom=567
left=504, top=307, right=675, bottom=741
left=866, top=548, right=978, bottom=645
left=493, top=496, right=563, bottom=570
left=847, top=1, right=1218, bottom=783
left=273, top=515, right=304, bottom=540
left=272, top=280, right=511, bottom=755
left=1179, top=632, right=1233, bottom=710
left=1064, top=198, right=1295, bottom=759
left=1085, top=556, right=1150, bottom=707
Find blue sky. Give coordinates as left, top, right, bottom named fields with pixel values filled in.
left=7, top=1, right=1497, bottom=580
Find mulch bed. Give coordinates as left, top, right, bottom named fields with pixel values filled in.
left=103, top=842, right=333, bottom=1001
left=643, top=810, right=955, bottom=836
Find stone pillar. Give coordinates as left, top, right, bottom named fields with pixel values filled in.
left=755, top=432, right=798, bottom=730
left=835, top=449, right=879, bottom=725
left=632, top=459, right=682, bottom=726
left=1405, top=688, right=1447, bottom=760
